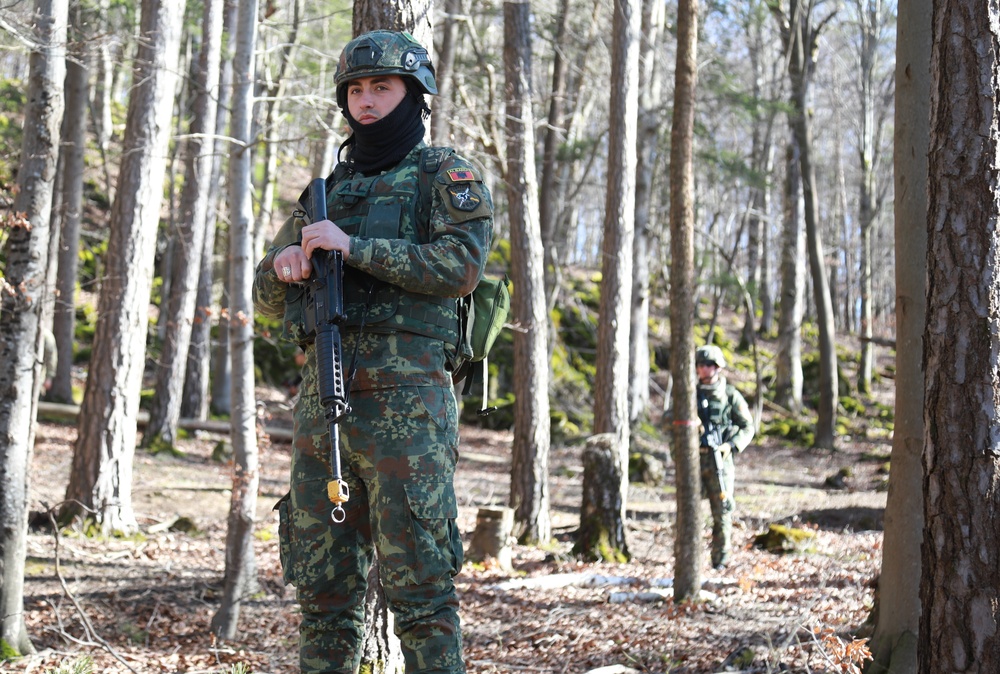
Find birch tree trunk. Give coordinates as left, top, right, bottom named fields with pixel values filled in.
left=629, top=0, right=664, bottom=424
left=504, top=0, right=551, bottom=546
left=63, top=0, right=185, bottom=534
left=577, top=0, right=640, bottom=563
left=211, top=0, right=260, bottom=638
left=867, top=0, right=928, bottom=671
left=668, top=0, right=701, bottom=602
left=919, top=1, right=1000, bottom=670
left=0, top=0, right=67, bottom=655
left=145, top=0, right=223, bottom=450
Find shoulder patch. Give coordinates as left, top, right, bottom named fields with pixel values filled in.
left=447, top=167, right=477, bottom=182
left=447, top=183, right=483, bottom=212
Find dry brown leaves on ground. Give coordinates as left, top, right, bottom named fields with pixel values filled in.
left=3, top=409, right=884, bottom=674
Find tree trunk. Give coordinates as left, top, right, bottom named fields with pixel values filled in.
left=254, top=0, right=302, bottom=254
left=774, top=139, right=805, bottom=411
left=668, top=0, right=701, bottom=603
left=430, top=0, right=461, bottom=144
left=781, top=0, right=838, bottom=448
left=0, top=0, right=67, bottom=655
left=50, top=3, right=88, bottom=405
left=210, top=241, right=232, bottom=415
left=211, top=0, right=260, bottom=639
left=353, top=0, right=433, bottom=50
left=629, top=0, right=664, bottom=425
left=504, top=0, right=552, bottom=546
left=866, top=1, right=928, bottom=672
left=574, top=434, right=629, bottom=562
left=145, top=0, right=224, bottom=450
left=538, top=0, right=571, bottom=316
left=183, top=0, right=237, bottom=421
left=63, top=0, right=185, bottom=534
left=855, top=0, right=888, bottom=397
left=90, top=0, right=115, bottom=202
left=919, top=1, right=1000, bottom=671
left=584, top=0, right=640, bottom=563
left=741, top=7, right=778, bottom=347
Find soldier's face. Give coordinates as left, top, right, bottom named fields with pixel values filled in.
left=696, top=362, right=719, bottom=384
left=346, top=75, right=407, bottom=124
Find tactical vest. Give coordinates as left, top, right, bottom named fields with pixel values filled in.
left=697, top=382, right=737, bottom=439
left=300, top=153, right=460, bottom=346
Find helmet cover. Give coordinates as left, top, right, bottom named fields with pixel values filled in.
left=335, top=30, right=438, bottom=104
left=696, top=345, right=726, bottom=368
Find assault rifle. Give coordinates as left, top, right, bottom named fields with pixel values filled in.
left=302, top=177, right=351, bottom=524
left=700, top=420, right=733, bottom=514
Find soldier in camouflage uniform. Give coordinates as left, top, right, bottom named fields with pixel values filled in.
left=252, top=30, right=492, bottom=674
left=695, top=345, right=754, bottom=570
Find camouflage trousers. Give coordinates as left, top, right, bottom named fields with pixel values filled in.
left=276, top=384, right=466, bottom=674
left=700, top=450, right=736, bottom=567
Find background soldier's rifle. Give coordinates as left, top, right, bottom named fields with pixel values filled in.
left=302, top=177, right=351, bottom=523
left=700, top=420, right=733, bottom=514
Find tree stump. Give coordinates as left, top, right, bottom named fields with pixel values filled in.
left=573, top=433, right=630, bottom=562
left=467, top=506, right=514, bottom=572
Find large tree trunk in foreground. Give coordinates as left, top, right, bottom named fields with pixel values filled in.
left=919, top=1, right=1000, bottom=671
left=668, top=0, right=701, bottom=603
left=0, top=0, right=67, bottom=655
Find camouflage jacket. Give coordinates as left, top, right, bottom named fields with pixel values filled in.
left=697, top=376, right=754, bottom=453
left=253, top=142, right=493, bottom=390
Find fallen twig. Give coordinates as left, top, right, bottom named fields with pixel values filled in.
left=47, top=508, right=141, bottom=674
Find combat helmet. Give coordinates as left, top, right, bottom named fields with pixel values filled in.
left=695, top=344, right=726, bottom=368
left=335, top=30, right=437, bottom=108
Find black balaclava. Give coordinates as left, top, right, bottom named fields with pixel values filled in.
left=339, top=82, right=430, bottom=175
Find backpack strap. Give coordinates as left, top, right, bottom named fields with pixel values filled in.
left=417, top=146, right=453, bottom=238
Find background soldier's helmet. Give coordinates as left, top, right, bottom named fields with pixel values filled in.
left=696, top=345, right=726, bottom=369
left=335, top=30, right=437, bottom=109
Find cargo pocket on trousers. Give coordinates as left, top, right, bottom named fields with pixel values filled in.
left=403, top=481, right=463, bottom=585
left=274, top=492, right=296, bottom=587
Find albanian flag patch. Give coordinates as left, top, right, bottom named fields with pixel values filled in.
left=447, top=168, right=476, bottom=182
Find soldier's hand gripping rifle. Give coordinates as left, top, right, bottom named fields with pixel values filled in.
left=700, top=420, right=733, bottom=514
left=302, top=177, right=352, bottom=524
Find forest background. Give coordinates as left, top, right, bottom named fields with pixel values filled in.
left=2, top=0, right=985, bottom=671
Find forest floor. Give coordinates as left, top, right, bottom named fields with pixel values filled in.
left=3, top=373, right=889, bottom=674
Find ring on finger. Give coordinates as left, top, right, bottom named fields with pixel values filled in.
left=281, top=265, right=292, bottom=279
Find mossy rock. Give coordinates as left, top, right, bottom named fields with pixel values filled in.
left=629, top=451, right=666, bottom=485
left=212, top=439, right=233, bottom=462
left=753, top=523, right=815, bottom=554
left=169, top=516, right=199, bottom=534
